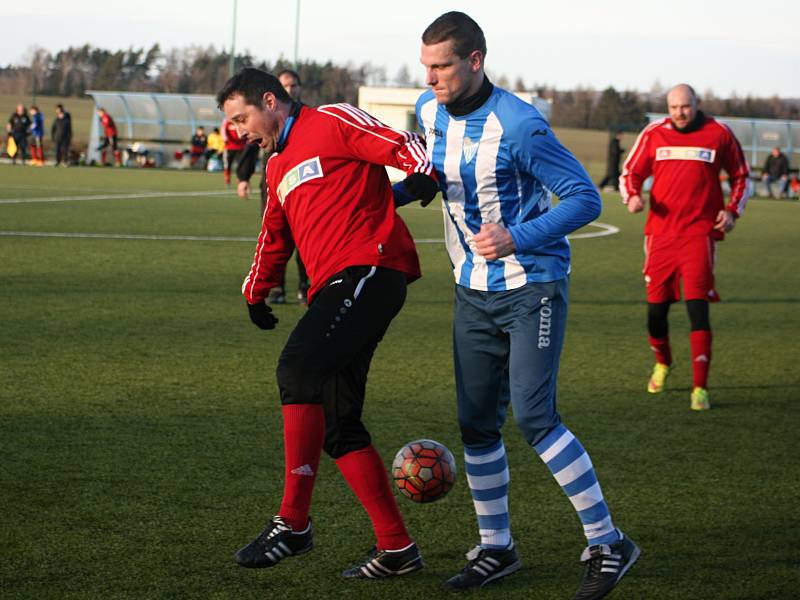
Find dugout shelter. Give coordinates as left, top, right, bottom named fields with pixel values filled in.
left=85, top=91, right=224, bottom=167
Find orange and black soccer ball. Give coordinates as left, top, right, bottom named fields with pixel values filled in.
left=392, top=439, right=456, bottom=503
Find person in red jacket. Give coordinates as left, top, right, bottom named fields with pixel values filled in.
left=96, top=108, right=121, bottom=166
left=222, top=117, right=245, bottom=185
left=216, top=68, right=438, bottom=579
left=621, top=83, right=750, bottom=410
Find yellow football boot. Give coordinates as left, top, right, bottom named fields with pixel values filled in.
left=647, top=363, right=671, bottom=394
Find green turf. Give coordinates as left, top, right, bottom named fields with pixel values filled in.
left=1, top=164, right=798, bottom=599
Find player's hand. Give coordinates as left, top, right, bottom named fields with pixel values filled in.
left=247, top=301, right=278, bottom=330
left=626, top=195, right=644, bottom=213
left=474, top=223, right=516, bottom=260
left=237, top=181, right=250, bottom=199
left=714, top=209, right=736, bottom=233
left=403, top=173, right=439, bottom=207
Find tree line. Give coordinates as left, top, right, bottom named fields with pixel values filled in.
left=2, top=44, right=798, bottom=131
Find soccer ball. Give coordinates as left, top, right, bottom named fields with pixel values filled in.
left=392, top=439, right=456, bottom=503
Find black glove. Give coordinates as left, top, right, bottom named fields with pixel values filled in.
left=402, top=172, right=439, bottom=207
left=247, top=301, right=278, bottom=330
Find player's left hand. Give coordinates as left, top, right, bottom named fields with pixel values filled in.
left=714, top=209, right=736, bottom=233
left=247, top=301, right=278, bottom=330
left=237, top=181, right=250, bottom=199
left=474, top=223, right=516, bottom=260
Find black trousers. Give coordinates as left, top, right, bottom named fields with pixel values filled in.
left=275, top=266, right=407, bottom=458
left=55, top=139, right=70, bottom=164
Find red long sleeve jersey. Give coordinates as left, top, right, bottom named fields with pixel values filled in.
left=100, top=113, right=116, bottom=137
left=222, top=119, right=245, bottom=150
left=242, top=103, right=433, bottom=304
left=620, top=115, right=750, bottom=239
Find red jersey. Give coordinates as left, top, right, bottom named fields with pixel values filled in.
left=242, top=103, right=433, bottom=304
left=99, top=112, right=117, bottom=137
left=222, top=119, right=245, bottom=150
left=620, top=114, right=750, bottom=239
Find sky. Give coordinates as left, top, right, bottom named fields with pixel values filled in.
left=3, top=0, right=799, bottom=98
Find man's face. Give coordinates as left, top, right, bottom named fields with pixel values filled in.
left=16, top=104, right=24, bottom=115
left=223, top=93, right=280, bottom=153
left=279, top=74, right=301, bottom=101
left=772, top=148, right=781, bottom=157
left=667, top=88, right=697, bottom=130
left=420, top=39, right=482, bottom=105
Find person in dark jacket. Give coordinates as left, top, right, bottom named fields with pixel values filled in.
left=7, top=104, right=31, bottom=164
left=51, top=104, right=73, bottom=166
left=761, top=146, right=789, bottom=198
left=598, top=130, right=624, bottom=191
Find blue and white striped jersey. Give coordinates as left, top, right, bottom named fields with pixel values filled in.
left=416, top=86, right=601, bottom=291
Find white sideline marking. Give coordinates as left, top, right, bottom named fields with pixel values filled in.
left=569, top=221, right=620, bottom=239
left=0, top=231, right=255, bottom=242
left=0, top=190, right=227, bottom=204
left=0, top=222, right=618, bottom=244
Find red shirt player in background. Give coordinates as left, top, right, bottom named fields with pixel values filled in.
left=221, top=116, right=245, bottom=185
left=217, top=68, right=437, bottom=578
left=96, top=108, right=121, bottom=166
left=621, top=83, right=750, bottom=411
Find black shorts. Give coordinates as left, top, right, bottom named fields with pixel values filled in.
left=275, top=265, right=407, bottom=458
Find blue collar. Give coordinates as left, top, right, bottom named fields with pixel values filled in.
left=277, top=102, right=302, bottom=152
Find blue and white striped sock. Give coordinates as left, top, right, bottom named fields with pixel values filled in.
left=465, top=439, right=511, bottom=549
left=534, top=424, right=619, bottom=545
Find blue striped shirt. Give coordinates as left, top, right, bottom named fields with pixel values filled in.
left=416, top=86, right=601, bottom=291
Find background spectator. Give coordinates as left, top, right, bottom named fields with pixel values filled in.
left=7, top=103, right=31, bottom=165
left=51, top=103, right=72, bottom=166
left=761, top=146, right=789, bottom=198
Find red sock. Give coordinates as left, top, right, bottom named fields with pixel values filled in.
left=648, top=335, right=672, bottom=366
left=690, top=330, right=712, bottom=388
left=224, top=169, right=231, bottom=184
left=336, top=446, right=412, bottom=550
left=278, top=404, right=325, bottom=531
left=101, top=150, right=107, bottom=164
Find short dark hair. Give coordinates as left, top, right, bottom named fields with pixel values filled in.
left=422, top=11, right=486, bottom=59
left=216, top=67, right=291, bottom=109
left=277, top=69, right=302, bottom=86
left=55, top=103, right=64, bottom=111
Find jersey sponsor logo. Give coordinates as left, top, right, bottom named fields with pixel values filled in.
left=427, top=126, right=444, bottom=138
left=277, top=156, right=324, bottom=203
left=538, top=297, right=552, bottom=349
left=462, top=137, right=479, bottom=163
left=655, top=146, right=716, bottom=163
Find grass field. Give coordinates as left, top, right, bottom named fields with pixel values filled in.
left=1, top=163, right=799, bottom=600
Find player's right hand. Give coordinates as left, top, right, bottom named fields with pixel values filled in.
left=237, top=180, right=250, bottom=199
left=247, top=301, right=278, bottom=330
left=626, top=195, right=644, bottom=213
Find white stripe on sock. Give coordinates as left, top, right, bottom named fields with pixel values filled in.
left=538, top=430, right=575, bottom=463
left=466, top=469, right=509, bottom=490
left=465, top=445, right=506, bottom=464
left=474, top=496, right=509, bottom=516
left=568, top=482, right=605, bottom=511
left=584, top=516, right=615, bottom=540
left=554, top=453, right=593, bottom=486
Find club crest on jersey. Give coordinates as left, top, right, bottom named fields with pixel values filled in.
left=656, top=146, right=716, bottom=163
left=277, top=156, right=324, bottom=204
left=462, top=137, right=479, bottom=163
